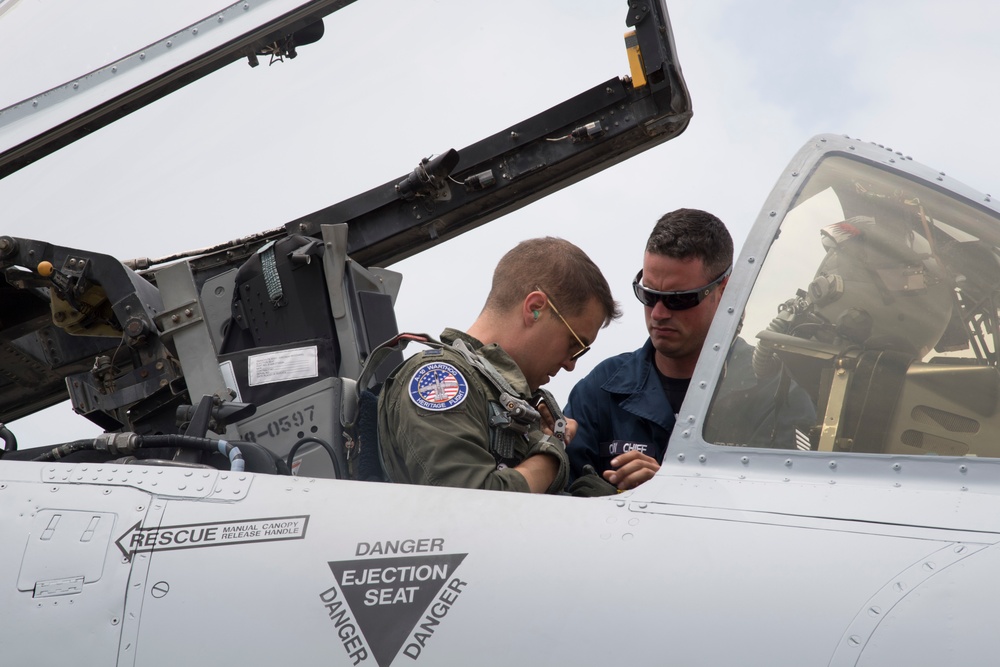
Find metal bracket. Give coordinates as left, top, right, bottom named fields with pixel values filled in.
left=819, top=363, right=851, bottom=452
left=154, top=299, right=204, bottom=339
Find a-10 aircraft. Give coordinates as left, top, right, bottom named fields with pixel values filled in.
left=2, top=1, right=1000, bottom=665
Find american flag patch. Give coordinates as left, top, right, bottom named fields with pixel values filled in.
left=408, top=361, right=469, bottom=411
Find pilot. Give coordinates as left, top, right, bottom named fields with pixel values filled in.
left=565, top=209, right=815, bottom=495
left=378, top=237, right=621, bottom=494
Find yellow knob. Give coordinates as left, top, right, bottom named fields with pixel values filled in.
left=37, top=261, right=54, bottom=277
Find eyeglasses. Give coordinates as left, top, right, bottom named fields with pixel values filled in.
left=537, top=288, right=591, bottom=361
left=632, top=265, right=732, bottom=311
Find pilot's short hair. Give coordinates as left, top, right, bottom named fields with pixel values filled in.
left=647, top=208, right=734, bottom=279
left=485, top=237, right=621, bottom=326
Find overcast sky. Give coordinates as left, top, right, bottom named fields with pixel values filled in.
left=2, top=0, right=999, bottom=446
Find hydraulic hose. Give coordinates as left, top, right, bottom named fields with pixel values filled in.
left=33, top=433, right=246, bottom=472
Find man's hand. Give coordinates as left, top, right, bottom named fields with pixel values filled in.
left=536, top=402, right=578, bottom=445
left=562, top=417, right=578, bottom=444
left=603, top=450, right=660, bottom=490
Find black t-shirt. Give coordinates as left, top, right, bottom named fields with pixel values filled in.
left=657, top=368, right=691, bottom=417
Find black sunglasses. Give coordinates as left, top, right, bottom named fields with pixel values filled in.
left=632, top=265, right=732, bottom=311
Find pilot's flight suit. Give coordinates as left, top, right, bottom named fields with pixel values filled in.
left=378, top=328, right=569, bottom=493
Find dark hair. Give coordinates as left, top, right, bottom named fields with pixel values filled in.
left=485, top=237, right=621, bottom=326
left=646, top=208, right=734, bottom=279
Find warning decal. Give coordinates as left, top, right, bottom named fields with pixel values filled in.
left=115, top=515, right=308, bottom=562
left=322, top=552, right=468, bottom=667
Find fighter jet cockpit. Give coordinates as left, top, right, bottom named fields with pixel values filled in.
left=705, top=145, right=1000, bottom=458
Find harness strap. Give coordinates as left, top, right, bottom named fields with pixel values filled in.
left=451, top=339, right=567, bottom=442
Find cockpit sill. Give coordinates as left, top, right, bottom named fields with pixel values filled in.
left=635, top=134, right=1000, bottom=534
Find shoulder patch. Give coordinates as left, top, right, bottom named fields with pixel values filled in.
left=408, top=361, right=469, bottom=411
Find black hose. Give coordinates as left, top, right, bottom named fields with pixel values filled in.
left=32, top=434, right=245, bottom=472
left=0, top=423, right=17, bottom=452
left=135, top=435, right=246, bottom=472
left=32, top=439, right=100, bottom=462
left=286, top=436, right=342, bottom=479
left=110, top=456, right=215, bottom=469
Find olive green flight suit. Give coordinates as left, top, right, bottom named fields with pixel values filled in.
left=378, top=328, right=568, bottom=493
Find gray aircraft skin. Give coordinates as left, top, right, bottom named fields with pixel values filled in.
left=3, top=2, right=1000, bottom=666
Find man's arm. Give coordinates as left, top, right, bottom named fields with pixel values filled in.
left=513, top=452, right=560, bottom=493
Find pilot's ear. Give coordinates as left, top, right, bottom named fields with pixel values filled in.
left=523, top=290, right=546, bottom=325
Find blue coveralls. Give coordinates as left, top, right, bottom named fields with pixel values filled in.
left=565, top=338, right=817, bottom=482
left=564, top=340, right=673, bottom=482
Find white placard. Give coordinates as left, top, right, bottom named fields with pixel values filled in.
left=247, top=346, right=319, bottom=386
